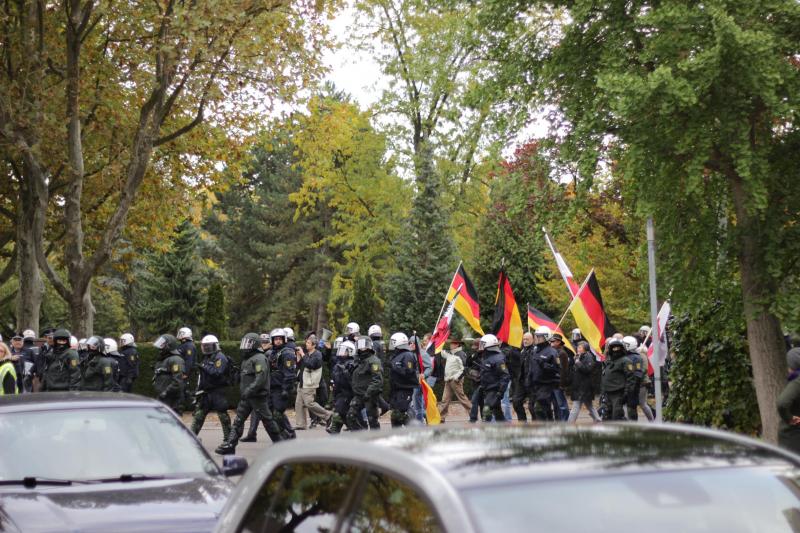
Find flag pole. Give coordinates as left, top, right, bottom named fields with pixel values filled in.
left=647, top=217, right=663, bottom=424
left=526, top=302, right=531, bottom=333
left=555, top=269, right=593, bottom=330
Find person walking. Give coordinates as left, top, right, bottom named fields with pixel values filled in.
left=567, top=341, right=601, bottom=422
left=438, top=336, right=472, bottom=422
left=294, top=335, right=333, bottom=430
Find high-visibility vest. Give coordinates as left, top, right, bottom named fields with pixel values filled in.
left=0, top=362, right=19, bottom=395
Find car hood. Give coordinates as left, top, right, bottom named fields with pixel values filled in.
left=0, top=476, right=231, bottom=533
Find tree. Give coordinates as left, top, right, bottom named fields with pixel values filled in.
left=0, top=0, right=330, bottom=335
left=202, top=282, right=227, bottom=340
left=203, top=132, right=334, bottom=337
left=131, top=220, right=206, bottom=339
left=349, top=267, right=381, bottom=329
left=291, top=92, right=408, bottom=329
left=483, top=0, right=800, bottom=440
left=383, top=142, right=457, bottom=333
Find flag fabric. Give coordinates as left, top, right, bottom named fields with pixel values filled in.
left=568, top=270, right=616, bottom=355
left=647, top=301, right=671, bottom=376
left=419, top=377, right=441, bottom=425
left=446, top=263, right=484, bottom=336
left=490, top=268, right=524, bottom=348
left=428, top=292, right=458, bottom=354
left=527, top=305, right=575, bottom=354
left=544, top=228, right=580, bottom=297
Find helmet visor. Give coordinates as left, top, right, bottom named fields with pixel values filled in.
left=153, top=336, right=168, bottom=350
left=201, top=342, right=216, bottom=355
left=336, top=344, right=354, bottom=357
left=240, top=337, right=256, bottom=351
left=355, top=337, right=371, bottom=352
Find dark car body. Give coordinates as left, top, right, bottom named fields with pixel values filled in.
left=0, top=393, right=235, bottom=533
left=216, top=423, right=800, bottom=533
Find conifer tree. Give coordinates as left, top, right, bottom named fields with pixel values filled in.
left=202, top=282, right=227, bottom=340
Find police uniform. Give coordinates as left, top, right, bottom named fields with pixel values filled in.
left=626, top=350, right=645, bottom=421
left=118, top=344, right=140, bottom=392
left=42, top=346, right=81, bottom=391
left=527, top=341, right=560, bottom=421
left=190, top=350, right=232, bottom=442
left=327, top=354, right=357, bottom=434
left=178, top=339, right=197, bottom=406
left=153, top=353, right=185, bottom=413
left=218, top=349, right=285, bottom=454
left=347, top=352, right=383, bottom=430
left=388, top=349, right=419, bottom=427
left=81, top=352, right=118, bottom=392
left=601, top=347, right=637, bottom=420
left=268, top=345, right=297, bottom=439
left=480, top=348, right=511, bottom=422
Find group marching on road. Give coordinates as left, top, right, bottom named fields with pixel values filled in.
left=0, top=321, right=666, bottom=456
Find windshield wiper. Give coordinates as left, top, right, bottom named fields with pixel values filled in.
left=0, top=477, right=95, bottom=488
left=90, top=474, right=167, bottom=483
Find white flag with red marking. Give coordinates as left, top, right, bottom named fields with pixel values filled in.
left=647, top=301, right=671, bottom=376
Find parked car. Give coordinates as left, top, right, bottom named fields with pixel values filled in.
left=0, top=392, right=247, bottom=533
left=215, top=423, right=800, bottom=533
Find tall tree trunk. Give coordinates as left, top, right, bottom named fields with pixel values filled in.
left=15, top=197, right=42, bottom=333
left=730, top=173, right=786, bottom=443
left=69, top=284, right=94, bottom=338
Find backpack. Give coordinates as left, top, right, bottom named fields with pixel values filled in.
left=222, top=354, right=240, bottom=386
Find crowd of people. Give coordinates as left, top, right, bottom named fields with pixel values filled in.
left=0, top=322, right=666, bottom=457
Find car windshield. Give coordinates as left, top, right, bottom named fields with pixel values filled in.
left=465, top=467, right=800, bottom=533
left=0, top=406, right=220, bottom=481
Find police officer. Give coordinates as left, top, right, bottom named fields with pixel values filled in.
left=241, top=332, right=272, bottom=441
left=177, top=326, right=196, bottom=408
left=601, top=338, right=637, bottom=420
left=216, top=333, right=286, bottom=455
left=152, top=334, right=185, bottom=413
left=267, top=328, right=297, bottom=439
left=42, top=329, right=81, bottom=391
left=191, top=334, right=232, bottom=443
left=623, top=335, right=645, bottom=421
left=503, top=340, right=526, bottom=421
left=387, top=332, right=419, bottom=427
left=345, top=335, right=384, bottom=430
left=81, top=336, right=118, bottom=391
left=327, top=340, right=357, bottom=434
left=104, top=338, right=124, bottom=388
left=117, top=333, right=140, bottom=392
left=21, top=330, right=44, bottom=391
left=528, top=326, right=560, bottom=421
left=478, top=334, right=510, bottom=422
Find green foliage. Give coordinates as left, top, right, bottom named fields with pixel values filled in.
left=384, top=144, right=457, bottom=333
left=203, top=132, right=333, bottom=337
left=202, top=282, right=227, bottom=340
left=665, top=298, right=760, bottom=435
left=349, top=268, right=381, bottom=330
left=131, top=220, right=206, bottom=339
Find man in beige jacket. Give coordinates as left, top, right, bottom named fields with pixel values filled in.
left=295, top=335, right=333, bottom=430
left=438, top=336, right=472, bottom=422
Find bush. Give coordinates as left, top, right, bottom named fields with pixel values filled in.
left=664, top=301, right=761, bottom=435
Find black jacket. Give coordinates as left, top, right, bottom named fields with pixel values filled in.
left=571, top=352, right=596, bottom=402
left=480, top=349, right=511, bottom=393
left=528, top=343, right=560, bottom=387
left=389, top=349, right=419, bottom=390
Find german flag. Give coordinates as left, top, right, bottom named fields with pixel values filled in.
left=490, top=267, right=523, bottom=348
left=446, top=263, right=484, bottom=336
left=568, top=270, right=616, bottom=355
left=527, top=305, right=575, bottom=354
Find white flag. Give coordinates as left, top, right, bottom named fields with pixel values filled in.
left=648, top=301, right=671, bottom=369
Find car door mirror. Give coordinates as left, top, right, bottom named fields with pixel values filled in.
left=222, top=455, right=248, bottom=477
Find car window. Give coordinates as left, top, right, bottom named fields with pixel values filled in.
left=239, top=462, right=363, bottom=533
left=464, top=466, right=800, bottom=533
left=0, top=406, right=218, bottom=481
left=345, top=470, right=443, bottom=533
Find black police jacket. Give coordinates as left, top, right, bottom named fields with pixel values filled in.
left=528, top=343, right=560, bottom=386
left=268, top=346, right=296, bottom=393
left=351, top=354, right=383, bottom=398
left=197, top=351, right=229, bottom=391
left=372, top=339, right=386, bottom=365
left=502, top=345, right=523, bottom=380
left=332, top=357, right=355, bottom=397
left=177, top=340, right=197, bottom=372
left=480, top=349, right=511, bottom=393
left=119, top=345, right=140, bottom=379
left=390, top=350, right=419, bottom=390
left=240, top=351, right=270, bottom=399
left=602, top=352, right=637, bottom=395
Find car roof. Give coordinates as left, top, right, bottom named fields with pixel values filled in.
left=333, top=423, right=800, bottom=489
left=0, top=392, right=162, bottom=413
